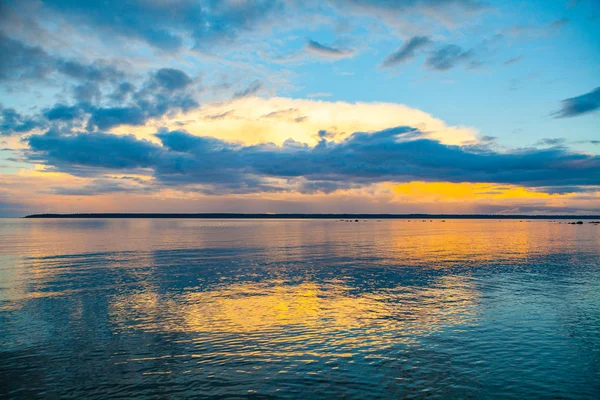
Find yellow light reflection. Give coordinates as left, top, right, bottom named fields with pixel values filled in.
left=109, top=276, right=479, bottom=352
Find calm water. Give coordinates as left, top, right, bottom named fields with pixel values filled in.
left=0, top=219, right=599, bottom=399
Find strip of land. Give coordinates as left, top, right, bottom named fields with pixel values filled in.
left=23, top=213, right=600, bottom=219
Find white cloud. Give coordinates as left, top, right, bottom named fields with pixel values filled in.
left=119, top=96, right=478, bottom=146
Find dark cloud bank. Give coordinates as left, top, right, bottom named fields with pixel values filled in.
left=25, top=126, right=600, bottom=195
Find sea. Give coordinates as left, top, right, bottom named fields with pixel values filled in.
left=0, top=218, right=599, bottom=399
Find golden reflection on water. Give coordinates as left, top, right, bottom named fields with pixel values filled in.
left=2, top=219, right=599, bottom=307
left=2, top=219, right=600, bottom=398
left=389, top=225, right=533, bottom=264
left=2, top=219, right=598, bottom=260
left=109, top=275, right=478, bottom=351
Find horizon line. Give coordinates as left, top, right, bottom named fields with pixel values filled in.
left=23, top=213, right=600, bottom=220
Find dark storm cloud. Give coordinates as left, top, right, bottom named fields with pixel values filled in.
left=553, top=87, right=600, bottom=118
left=26, top=126, right=600, bottom=194
left=381, top=36, right=432, bottom=68
left=306, top=40, right=354, bottom=58
left=425, top=44, right=475, bottom=71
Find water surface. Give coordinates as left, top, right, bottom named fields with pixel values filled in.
left=1, top=219, right=599, bottom=398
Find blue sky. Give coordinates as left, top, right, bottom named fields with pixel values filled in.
left=0, top=0, right=598, bottom=216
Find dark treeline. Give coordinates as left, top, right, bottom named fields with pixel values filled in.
left=24, top=213, right=600, bottom=219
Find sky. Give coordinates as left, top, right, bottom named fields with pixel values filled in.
left=0, top=0, right=599, bottom=217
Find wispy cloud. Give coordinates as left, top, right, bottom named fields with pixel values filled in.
left=306, top=40, right=354, bottom=58
left=381, top=36, right=432, bottom=68
left=425, top=44, right=476, bottom=71
left=233, top=80, right=263, bottom=99
left=504, top=55, right=523, bottom=65
left=553, top=87, right=600, bottom=118
left=307, top=92, right=332, bottom=98
left=504, top=18, right=569, bottom=39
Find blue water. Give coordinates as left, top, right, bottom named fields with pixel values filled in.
left=1, top=219, right=599, bottom=398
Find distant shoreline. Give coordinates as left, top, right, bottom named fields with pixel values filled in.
left=23, top=213, right=600, bottom=220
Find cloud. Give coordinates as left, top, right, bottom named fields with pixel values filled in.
left=56, top=59, right=124, bottom=83
left=553, top=87, right=600, bottom=118
left=26, top=126, right=600, bottom=195
left=0, top=33, right=53, bottom=81
left=109, top=82, right=136, bottom=103
left=0, top=33, right=125, bottom=83
left=329, top=0, right=486, bottom=30
left=334, top=0, right=485, bottom=13
left=48, top=177, right=153, bottom=196
left=3, top=67, right=200, bottom=133
left=154, top=96, right=478, bottom=147
left=27, top=131, right=161, bottom=171
left=306, top=40, right=354, bottom=58
left=307, top=92, right=332, bottom=98
left=505, top=18, right=569, bottom=39
left=202, top=110, right=234, bottom=120
left=4, top=0, right=285, bottom=52
left=536, top=138, right=566, bottom=147
left=381, top=36, right=432, bottom=68
left=425, top=44, right=475, bottom=71
left=504, top=55, right=523, bottom=65
left=87, top=107, right=148, bottom=131
left=261, top=108, right=299, bottom=119
left=151, top=68, right=194, bottom=92
left=43, top=104, right=84, bottom=121
left=233, top=80, right=262, bottom=99
left=0, top=105, right=45, bottom=136
left=2, top=0, right=485, bottom=58
left=86, top=94, right=198, bottom=131
left=535, top=185, right=599, bottom=195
